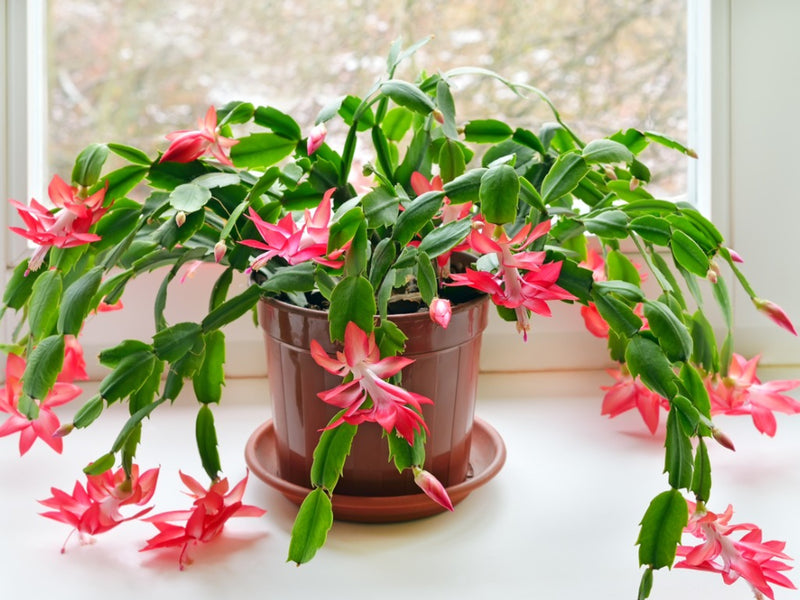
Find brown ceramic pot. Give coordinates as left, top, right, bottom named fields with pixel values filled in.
left=259, top=293, right=489, bottom=497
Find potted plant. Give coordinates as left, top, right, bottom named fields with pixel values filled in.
left=1, top=39, right=796, bottom=597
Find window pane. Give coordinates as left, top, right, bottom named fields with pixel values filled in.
left=48, top=0, right=686, bottom=196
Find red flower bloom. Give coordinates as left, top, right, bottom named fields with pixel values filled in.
left=9, top=175, right=107, bottom=272
left=310, top=322, right=432, bottom=445
left=706, top=354, right=800, bottom=436
left=141, top=471, right=266, bottom=570
left=0, top=354, right=82, bottom=455
left=600, top=368, right=669, bottom=434
left=160, top=106, right=238, bottom=166
left=676, top=502, right=795, bottom=599
left=39, top=465, right=159, bottom=551
left=240, top=188, right=346, bottom=270
left=449, top=219, right=575, bottom=340
left=58, top=335, right=89, bottom=383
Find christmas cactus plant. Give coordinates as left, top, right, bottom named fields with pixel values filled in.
left=1, top=39, right=796, bottom=596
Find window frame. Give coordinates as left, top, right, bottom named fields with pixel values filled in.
left=8, top=1, right=777, bottom=375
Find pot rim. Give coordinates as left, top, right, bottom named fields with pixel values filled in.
left=260, top=290, right=489, bottom=323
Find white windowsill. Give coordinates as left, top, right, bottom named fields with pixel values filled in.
left=1, top=370, right=798, bottom=599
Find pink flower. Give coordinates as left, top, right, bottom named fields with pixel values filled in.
left=0, top=354, right=82, bottom=455
left=410, top=172, right=472, bottom=275
left=706, top=354, right=800, bottom=436
left=39, top=465, right=159, bottom=552
left=580, top=303, right=610, bottom=338
left=160, top=106, right=238, bottom=166
left=753, top=298, right=797, bottom=336
left=449, top=219, right=575, bottom=341
left=310, top=322, right=433, bottom=445
left=429, top=297, right=452, bottom=329
left=307, top=123, right=327, bottom=155
left=676, top=502, right=795, bottom=599
left=600, top=368, right=670, bottom=434
left=93, top=299, right=124, bottom=313
left=240, top=188, right=346, bottom=270
left=412, top=467, right=453, bottom=511
left=141, top=471, right=266, bottom=570
left=9, top=175, right=108, bottom=272
left=58, top=335, right=89, bottom=383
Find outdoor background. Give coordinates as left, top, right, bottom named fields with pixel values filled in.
left=47, top=0, right=688, bottom=197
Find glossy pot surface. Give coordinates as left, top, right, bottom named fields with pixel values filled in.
left=259, top=293, right=489, bottom=496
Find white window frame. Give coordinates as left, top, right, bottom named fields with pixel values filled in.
left=6, top=1, right=797, bottom=374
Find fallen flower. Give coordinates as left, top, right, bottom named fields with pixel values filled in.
left=141, top=471, right=265, bottom=570
left=39, top=465, right=159, bottom=552
left=676, top=502, right=795, bottom=600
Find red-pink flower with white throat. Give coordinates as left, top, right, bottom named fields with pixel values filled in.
left=429, top=297, right=452, bottom=329
left=160, top=106, right=238, bottom=166
left=413, top=466, right=454, bottom=511
left=0, top=353, right=82, bottom=455
left=9, top=175, right=108, bottom=273
left=141, top=471, right=266, bottom=570
left=706, top=353, right=800, bottom=436
left=449, top=219, right=575, bottom=341
left=58, top=335, right=89, bottom=383
left=240, top=188, right=346, bottom=270
left=307, top=123, right=327, bottom=155
left=676, top=501, right=795, bottom=599
left=39, top=465, right=159, bottom=552
left=600, top=368, right=669, bottom=434
left=310, top=322, right=433, bottom=445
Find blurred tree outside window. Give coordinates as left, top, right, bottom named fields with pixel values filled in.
left=47, top=0, right=687, bottom=198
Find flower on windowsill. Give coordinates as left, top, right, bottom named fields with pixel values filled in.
left=140, top=472, right=266, bottom=570
left=39, top=465, right=159, bottom=552
left=0, top=38, right=796, bottom=596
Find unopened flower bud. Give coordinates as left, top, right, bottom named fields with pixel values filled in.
left=629, top=177, right=640, bottom=191
left=307, top=123, right=327, bottom=156
left=707, top=261, right=720, bottom=284
left=53, top=423, right=74, bottom=438
left=413, top=466, right=454, bottom=511
left=686, top=148, right=698, bottom=159
left=726, top=247, right=744, bottom=263
left=753, top=297, right=797, bottom=336
left=432, top=109, right=445, bottom=124
left=429, top=297, right=452, bottom=329
left=214, top=241, right=226, bottom=263
left=604, top=166, right=618, bottom=180
left=250, top=255, right=269, bottom=272
left=712, top=427, right=736, bottom=451
left=175, top=211, right=187, bottom=227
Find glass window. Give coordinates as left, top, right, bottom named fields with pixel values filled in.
left=47, top=0, right=687, bottom=197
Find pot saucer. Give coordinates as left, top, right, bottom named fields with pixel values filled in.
left=244, top=417, right=506, bottom=523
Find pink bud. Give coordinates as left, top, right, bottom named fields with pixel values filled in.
left=712, top=427, right=736, bottom=451
left=307, top=123, right=327, bottom=156
left=754, top=297, right=797, bottom=336
left=433, top=109, right=445, bottom=124
left=53, top=423, right=74, bottom=438
left=214, top=241, right=226, bottom=263
left=726, top=247, right=744, bottom=263
left=706, top=262, right=720, bottom=284
left=629, top=177, right=640, bottom=191
left=175, top=211, right=186, bottom=227
left=429, top=297, right=452, bottom=329
left=413, top=467, right=454, bottom=511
